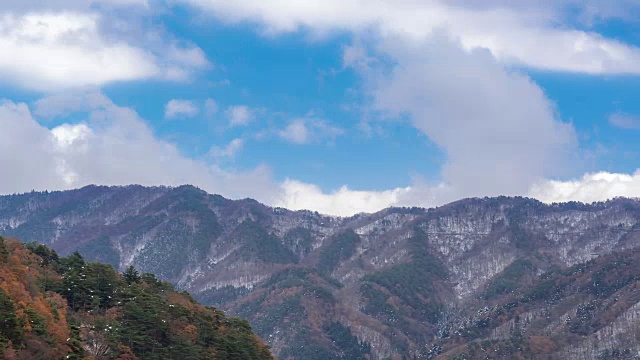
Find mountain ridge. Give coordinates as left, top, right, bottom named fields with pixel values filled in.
left=2, top=185, right=640, bottom=359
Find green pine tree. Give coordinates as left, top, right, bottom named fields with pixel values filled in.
left=0, top=288, right=22, bottom=346
left=0, top=236, right=8, bottom=262
left=123, top=265, right=141, bottom=285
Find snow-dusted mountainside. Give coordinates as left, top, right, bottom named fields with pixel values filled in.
left=2, top=185, right=640, bottom=359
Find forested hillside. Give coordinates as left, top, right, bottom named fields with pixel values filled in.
left=0, top=236, right=273, bottom=360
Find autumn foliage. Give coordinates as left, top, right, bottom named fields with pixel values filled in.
left=0, top=236, right=273, bottom=360
left=0, top=236, right=69, bottom=359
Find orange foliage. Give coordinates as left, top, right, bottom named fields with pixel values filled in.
left=115, top=345, right=140, bottom=360
left=2, top=342, right=17, bottom=360
left=0, top=239, right=69, bottom=356
left=180, top=324, right=198, bottom=343
left=106, top=306, right=123, bottom=319
left=166, top=292, right=196, bottom=312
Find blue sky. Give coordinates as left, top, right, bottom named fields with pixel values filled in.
left=1, top=0, right=640, bottom=215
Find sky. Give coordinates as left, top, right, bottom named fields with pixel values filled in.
left=1, top=0, right=640, bottom=216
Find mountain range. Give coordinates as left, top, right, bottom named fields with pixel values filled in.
left=2, top=185, right=640, bottom=359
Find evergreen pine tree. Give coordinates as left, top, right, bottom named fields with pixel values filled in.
left=0, top=236, right=8, bottom=262
left=123, top=265, right=141, bottom=285
left=0, top=289, right=22, bottom=345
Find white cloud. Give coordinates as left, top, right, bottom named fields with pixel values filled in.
left=180, top=0, right=640, bottom=74
left=209, top=138, right=244, bottom=158
left=609, top=112, right=640, bottom=130
left=3, top=0, right=149, bottom=12
left=357, top=35, right=577, bottom=199
left=0, top=100, right=62, bottom=191
left=0, top=11, right=209, bottom=92
left=163, top=0, right=640, bottom=214
left=0, top=94, right=433, bottom=216
left=50, top=123, right=93, bottom=184
left=276, top=179, right=412, bottom=216
left=530, top=171, right=640, bottom=204
left=279, top=117, right=344, bottom=144
left=0, top=96, right=276, bottom=202
left=1, top=1, right=639, bottom=217
left=273, top=170, right=640, bottom=216
left=279, top=119, right=308, bottom=144
left=32, top=89, right=111, bottom=118
left=226, top=105, right=253, bottom=127
left=163, top=45, right=210, bottom=81
left=164, top=99, right=199, bottom=119
left=2, top=93, right=640, bottom=217
left=51, top=123, right=92, bottom=147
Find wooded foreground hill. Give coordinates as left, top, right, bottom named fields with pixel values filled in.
left=0, top=236, right=273, bottom=360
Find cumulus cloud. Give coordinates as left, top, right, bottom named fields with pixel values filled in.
left=180, top=0, right=640, bottom=74
left=0, top=100, right=62, bottom=192
left=530, top=172, right=640, bottom=203
left=276, top=179, right=412, bottom=216
left=279, top=119, right=308, bottom=144
left=355, top=35, right=577, bottom=199
left=0, top=93, right=422, bottom=216
left=275, top=171, right=640, bottom=216
left=0, top=11, right=209, bottom=92
left=609, top=112, right=640, bottom=130
left=165, top=99, right=199, bottom=119
left=4, top=92, right=390, bottom=216
left=0, top=96, right=276, bottom=202
left=33, top=89, right=112, bottom=118
left=164, top=0, right=640, bottom=214
left=209, top=138, right=244, bottom=158
left=278, top=118, right=344, bottom=144
left=2, top=93, right=639, bottom=217
left=226, top=105, right=253, bottom=127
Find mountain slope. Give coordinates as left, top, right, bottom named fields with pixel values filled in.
left=434, top=246, right=640, bottom=359
left=2, top=186, right=640, bottom=358
left=0, top=236, right=273, bottom=359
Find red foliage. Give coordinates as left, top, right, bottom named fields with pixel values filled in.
left=0, top=239, right=69, bottom=358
